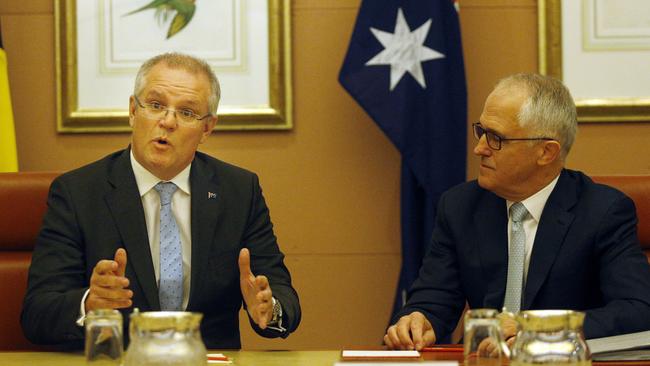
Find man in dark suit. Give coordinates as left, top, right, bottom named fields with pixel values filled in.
left=21, top=52, right=300, bottom=349
left=384, top=73, right=650, bottom=350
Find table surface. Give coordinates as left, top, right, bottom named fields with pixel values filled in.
left=1, top=349, right=649, bottom=366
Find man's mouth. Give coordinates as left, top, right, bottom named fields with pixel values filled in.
left=480, top=161, right=495, bottom=170
left=154, top=137, right=170, bottom=146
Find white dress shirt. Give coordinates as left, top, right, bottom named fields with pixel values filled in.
left=506, top=174, right=560, bottom=284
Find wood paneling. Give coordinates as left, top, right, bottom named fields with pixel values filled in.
left=459, top=5, right=539, bottom=179
left=0, top=0, right=51, bottom=14
left=239, top=254, right=401, bottom=349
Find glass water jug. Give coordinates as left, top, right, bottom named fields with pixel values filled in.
left=124, top=310, right=207, bottom=366
left=511, top=310, right=591, bottom=366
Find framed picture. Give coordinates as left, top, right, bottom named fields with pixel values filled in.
left=55, top=0, right=292, bottom=132
left=538, top=0, right=650, bottom=123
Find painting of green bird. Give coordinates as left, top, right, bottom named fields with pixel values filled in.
left=124, top=0, right=197, bottom=39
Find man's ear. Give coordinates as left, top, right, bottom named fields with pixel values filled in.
left=128, top=96, right=136, bottom=128
left=200, top=115, right=217, bottom=143
left=537, top=140, right=561, bottom=166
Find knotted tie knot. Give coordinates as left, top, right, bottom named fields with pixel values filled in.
left=510, top=202, right=529, bottom=223
left=154, top=182, right=178, bottom=206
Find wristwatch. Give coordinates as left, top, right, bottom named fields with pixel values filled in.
left=268, top=297, right=283, bottom=326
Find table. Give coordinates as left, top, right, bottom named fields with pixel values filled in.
left=1, top=350, right=649, bottom=366
left=0, top=350, right=339, bottom=366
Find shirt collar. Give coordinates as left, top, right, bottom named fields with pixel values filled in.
left=507, top=174, right=560, bottom=222
left=130, top=150, right=191, bottom=197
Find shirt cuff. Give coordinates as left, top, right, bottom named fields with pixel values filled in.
left=76, top=288, right=90, bottom=327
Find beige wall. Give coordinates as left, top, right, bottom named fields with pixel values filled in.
left=1, top=0, right=648, bottom=350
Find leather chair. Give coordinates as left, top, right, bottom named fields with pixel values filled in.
left=592, top=176, right=650, bottom=261
left=0, top=172, right=59, bottom=350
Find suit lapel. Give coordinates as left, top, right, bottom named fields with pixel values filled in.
left=104, top=149, right=159, bottom=309
left=523, top=170, right=577, bottom=309
left=475, top=192, right=509, bottom=308
left=187, top=156, right=223, bottom=309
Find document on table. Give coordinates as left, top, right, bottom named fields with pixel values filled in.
left=338, top=350, right=458, bottom=365
left=587, top=330, right=650, bottom=361
left=341, top=350, right=420, bottom=359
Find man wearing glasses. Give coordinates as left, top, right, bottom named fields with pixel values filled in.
left=384, top=73, right=650, bottom=350
left=21, top=53, right=301, bottom=349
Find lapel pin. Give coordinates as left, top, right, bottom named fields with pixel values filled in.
left=208, top=192, right=217, bottom=199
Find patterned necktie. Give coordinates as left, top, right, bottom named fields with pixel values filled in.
left=503, top=202, right=529, bottom=313
left=154, top=182, right=183, bottom=311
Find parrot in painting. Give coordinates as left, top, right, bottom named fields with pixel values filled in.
left=124, top=0, right=197, bottom=39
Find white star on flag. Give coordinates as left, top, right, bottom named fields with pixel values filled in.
left=365, top=8, right=445, bottom=91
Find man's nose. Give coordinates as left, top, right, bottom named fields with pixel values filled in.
left=159, top=110, right=178, bottom=129
left=473, top=134, right=492, bottom=156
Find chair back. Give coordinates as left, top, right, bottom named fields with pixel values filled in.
left=0, top=172, right=59, bottom=350
left=592, top=175, right=650, bottom=262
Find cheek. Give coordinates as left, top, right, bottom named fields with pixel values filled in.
left=497, top=155, right=534, bottom=183
left=130, top=125, right=145, bottom=146
left=178, top=130, right=205, bottom=151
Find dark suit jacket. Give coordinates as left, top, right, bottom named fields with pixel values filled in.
left=396, top=169, right=650, bottom=341
left=21, top=148, right=300, bottom=349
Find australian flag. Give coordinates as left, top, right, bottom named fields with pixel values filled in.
left=339, top=0, right=467, bottom=329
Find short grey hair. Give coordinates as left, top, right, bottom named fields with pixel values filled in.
left=133, top=52, right=221, bottom=114
left=495, top=73, right=577, bottom=159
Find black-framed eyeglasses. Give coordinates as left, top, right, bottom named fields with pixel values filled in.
left=134, top=95, right=212, bottom=127
left=472, top=122, right=556, bottom=150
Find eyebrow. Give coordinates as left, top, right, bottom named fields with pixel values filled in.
left=143, top=90, right=202, bottom=108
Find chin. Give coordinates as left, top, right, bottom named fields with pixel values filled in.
left=145, top=156, right=172, bottom=171
left=477, top=175, right=493, bottom=190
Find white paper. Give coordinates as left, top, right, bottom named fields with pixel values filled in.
left=341, top=350, right=420, bottom=358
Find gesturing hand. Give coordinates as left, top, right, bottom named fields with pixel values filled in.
left=85, top=248, right=133, bottom=312
left=238, top=248, right=273, bottom=329
left=384, top=311, right=436, bottom=350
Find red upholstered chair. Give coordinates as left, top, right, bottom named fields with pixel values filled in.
left=0, top=172, right=59, bottom=350
left=592, top=176, right=650, bottom=262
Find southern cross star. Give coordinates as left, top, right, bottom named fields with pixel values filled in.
left=366, top=8, right=445, bottom=91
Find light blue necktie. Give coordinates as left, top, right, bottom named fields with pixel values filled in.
left=154, top=182, right=183, bottom=311
left=503, top=202, right=529, bottom=314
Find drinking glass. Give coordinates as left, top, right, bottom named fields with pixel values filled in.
left=85, top=309, right=123, bottom=365
left=124, top=310, right=206, bottom=366
left=464, top=308, right=508, bottom=366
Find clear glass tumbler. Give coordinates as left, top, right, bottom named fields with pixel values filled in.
left=464, top=308, right=508, bottom=366
left=85, top=309, right=123, bottom=365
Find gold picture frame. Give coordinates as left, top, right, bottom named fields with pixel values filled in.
left=55, top=0, right=292, bottom=133
left=538, top=0, right=650, bottom=123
